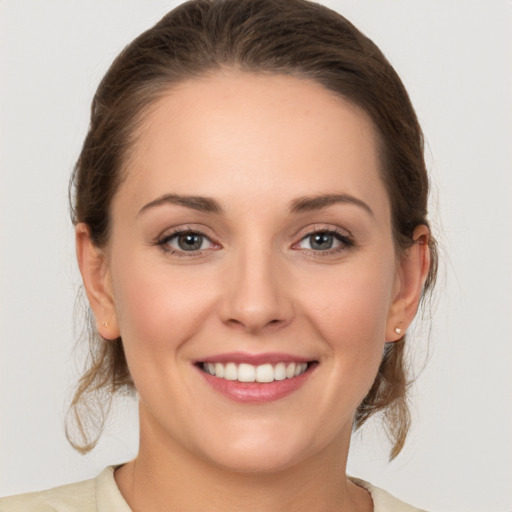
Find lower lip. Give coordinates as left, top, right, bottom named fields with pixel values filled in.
left=197, top=366, right=314, bottom=403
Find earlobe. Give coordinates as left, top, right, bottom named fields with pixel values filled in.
left=75, top=223, right=120, bottom=340
left=386, top=225, right=431, bottom=342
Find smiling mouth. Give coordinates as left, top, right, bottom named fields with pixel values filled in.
left=198, top=361, right=315, bottom=383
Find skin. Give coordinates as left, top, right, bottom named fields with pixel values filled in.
left=76, top=71, right=430, bottom=512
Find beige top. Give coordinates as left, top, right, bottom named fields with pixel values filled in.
left=0, top=467, right=427, bottom=512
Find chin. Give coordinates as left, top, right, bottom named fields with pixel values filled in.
left=193, top=421, right=331, bottom=475
left=204, top=442, right=307, bottom=474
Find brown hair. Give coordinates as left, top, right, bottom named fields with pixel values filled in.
left=68, top=0, right=438, bottom=459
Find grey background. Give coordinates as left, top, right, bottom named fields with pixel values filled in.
left=1, top=1, right=511, bottom=510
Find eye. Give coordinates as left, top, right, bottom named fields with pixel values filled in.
left=158, top=230, right=216, bottom=253
left=295, top=230, right=353, bottom=252
left=301, top=232, right=337, bottom=250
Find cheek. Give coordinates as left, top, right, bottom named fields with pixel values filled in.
left=110, top=256, right=217, bottom=354
left=299, top=259, right=395, bottom=341
left=294, top=255, right=396, bottom=389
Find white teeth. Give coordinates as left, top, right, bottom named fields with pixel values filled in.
left=295, top=363, right=307, bottom=376
left=274, top=362, right=287, bottom=381
left=214, top=362, right=224, bottom=378
left=202, top=361, right=309, bottom=382
left=224, top=362, right=238, bottom=380
left=238, top=363, right=256, bottom=382
left=256, top=363, right=274, bottom=383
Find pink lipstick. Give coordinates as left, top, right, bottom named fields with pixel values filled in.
left=195, top=352, right=317, bottom=403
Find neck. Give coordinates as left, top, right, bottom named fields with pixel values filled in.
left=114, top=405, right=372, bottom=512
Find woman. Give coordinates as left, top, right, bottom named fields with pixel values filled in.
left=1, top=0, right=436, bottom=510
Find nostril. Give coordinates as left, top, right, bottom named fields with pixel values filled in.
left=224, top=316, right=288, bottom=333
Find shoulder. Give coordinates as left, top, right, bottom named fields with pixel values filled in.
left=350, top=477, right=429, bottom=512
left=0, top=478, right=95, bottom=512
left=0, top=466, right=130, bottom=512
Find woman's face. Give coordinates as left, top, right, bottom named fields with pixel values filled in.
left=89, top=72, right=409, bottom=472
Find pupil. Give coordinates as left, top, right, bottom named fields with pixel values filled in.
left=178, top=233, right=202, bottom=251
left=311, top=232, right=333, bottom=250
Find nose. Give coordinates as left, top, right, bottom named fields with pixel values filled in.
left=218, top=246, right=293, bottom=334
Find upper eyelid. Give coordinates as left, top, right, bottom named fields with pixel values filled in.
left=291, top=226, right=355, bottom=252
left=293, top=224, right=352, bottom=240
left=295, top=231, right=351, bottom=246
left=155, top=227, right=220, bottom=254
left=156, top=230, right=220, bottom=257
left=159, top=231, right=216, bottom=245
left=154, top=223, right=353, bottom=248
left=156, top=224, right=217, bottom=242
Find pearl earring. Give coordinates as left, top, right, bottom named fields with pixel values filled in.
left=394, top=327, right=402, bottom=335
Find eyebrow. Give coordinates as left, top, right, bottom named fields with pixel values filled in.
left=138, top=192, right=373, bottom=218
left=138, top=194, right=223, bottom=216
left=289, top=194, right=374, bottom=217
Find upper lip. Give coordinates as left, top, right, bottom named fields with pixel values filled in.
left=196, top=352, right=315, bottom=365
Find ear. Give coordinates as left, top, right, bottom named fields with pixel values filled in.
left=386, top=225, right=431, bottom=342
left=75, top=223, right=120, bottom=340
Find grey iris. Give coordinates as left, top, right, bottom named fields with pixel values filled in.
left=178, top=233, right=203, bottom=251
left=310, top=233, right=334, bottom=250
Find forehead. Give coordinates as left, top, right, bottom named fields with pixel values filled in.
left=118, top=71, right=389, bottom=219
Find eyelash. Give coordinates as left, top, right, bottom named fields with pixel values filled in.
left=155, top=226, right=354, bottom=257
left=155, top=227, right=219, bottom=257
left=292, top=227, right=354, bottom=256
